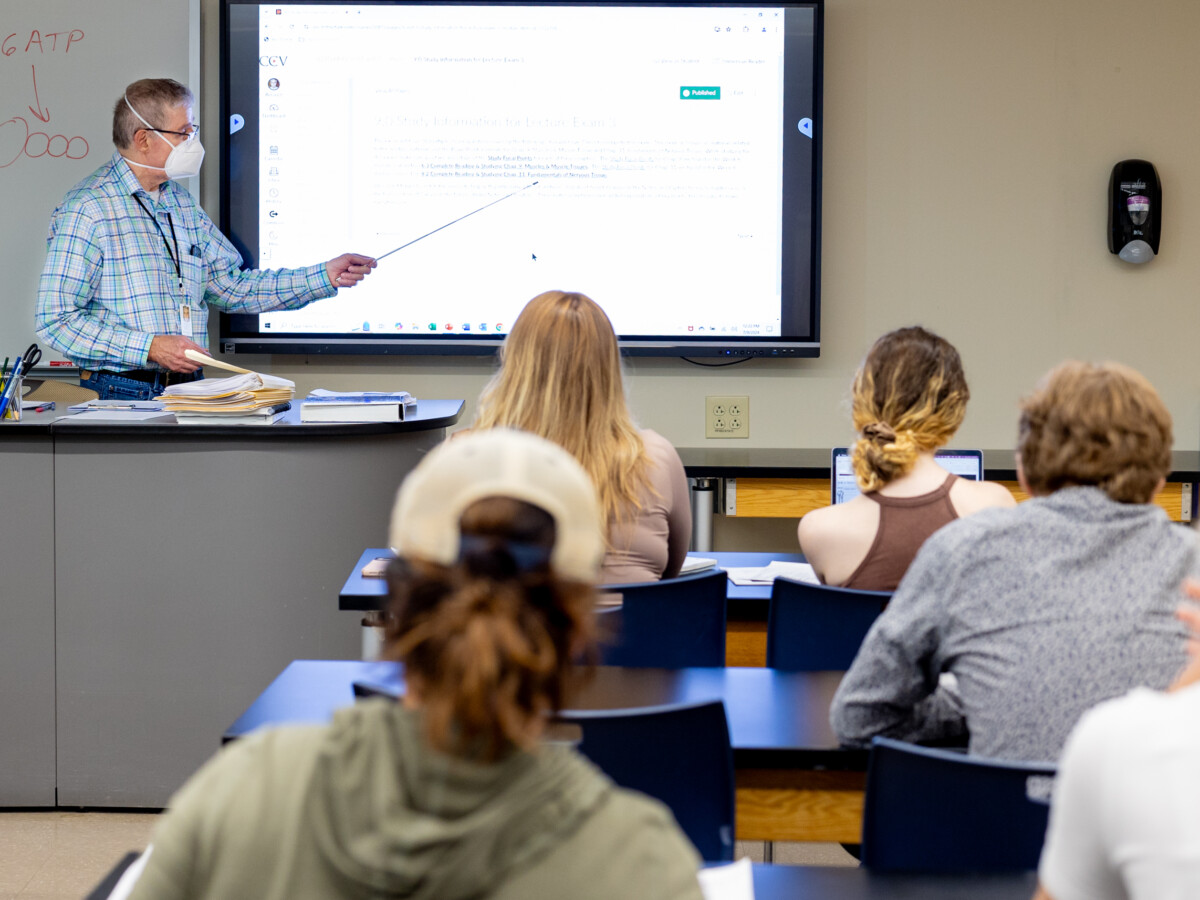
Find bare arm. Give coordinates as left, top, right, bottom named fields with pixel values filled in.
left=798, top=500, right=879, bottom=586
left=797, top=507, right=834, bottom=582
left=649, top=432, right=691, bottom=579
left=1170, top=578, right=1200, bottom=692
left=949, top=478, right=1018, bottom=517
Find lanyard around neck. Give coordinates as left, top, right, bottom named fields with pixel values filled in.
left=132, top=193, right=182, bottom=288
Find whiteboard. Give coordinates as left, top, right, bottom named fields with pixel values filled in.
left=0, top=0, right=199, bottom=367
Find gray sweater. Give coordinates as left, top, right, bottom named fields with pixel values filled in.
left=831, top=487, right=1199, bottom=761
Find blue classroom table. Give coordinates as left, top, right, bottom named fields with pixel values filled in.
left=226, top=660, right=864, bottom=843
left=87, top=855, right=1035, bottom=900
left=339, top=550, right=805, bottom=666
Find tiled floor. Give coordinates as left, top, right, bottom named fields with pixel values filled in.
left=0, top=812, right=158, bottom=900
left=0, top=811, right=855, bottom=900
left=736, top=840, right=859, bottom=867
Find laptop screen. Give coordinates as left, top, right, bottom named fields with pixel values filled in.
left=831, top=448, right=985, bottom=505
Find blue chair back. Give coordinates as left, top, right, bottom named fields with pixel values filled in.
left=765, top=577, right=890, bottom=671
left=599, top=568, right=727, bottom=667
left=556, top=699, right=735, bottom=861
left=861, top=736, right=1056, bottom=872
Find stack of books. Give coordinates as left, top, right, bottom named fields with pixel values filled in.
left=300, top=389, right=416, bottom=423
left=158, top=372, right=295, bottom=424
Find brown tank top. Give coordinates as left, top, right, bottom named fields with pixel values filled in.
left=842, top=473, right=959, bottom=592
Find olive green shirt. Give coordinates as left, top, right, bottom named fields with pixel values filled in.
left=128, top=699, right=703, bottom=900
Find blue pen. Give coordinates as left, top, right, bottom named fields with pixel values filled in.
left=0, top=357, right=24, bottom=420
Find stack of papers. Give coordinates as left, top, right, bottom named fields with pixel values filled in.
left=157, top=372, right=295, bottom=416
left=724, top=561, right=820, bottom=587
left=171, top=405, right=292, bottom=426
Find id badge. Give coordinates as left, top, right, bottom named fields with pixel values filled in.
left=180, top=303, right=193, bottom=338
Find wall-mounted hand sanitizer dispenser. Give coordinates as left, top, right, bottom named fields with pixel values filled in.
left=1108, top=159, right=1160, bottom=264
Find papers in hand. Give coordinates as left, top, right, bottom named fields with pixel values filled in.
left=724, top=561, right=820, bottom=587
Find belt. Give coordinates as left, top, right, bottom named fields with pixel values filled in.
left=83, top=369, right=201, bottom=386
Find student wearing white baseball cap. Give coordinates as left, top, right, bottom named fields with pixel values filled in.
left=126, top=429, right=702, bottom=900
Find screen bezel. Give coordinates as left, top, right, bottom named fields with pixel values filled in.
left=218, top=0, right=824, bottom=359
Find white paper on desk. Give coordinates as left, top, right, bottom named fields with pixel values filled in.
left=724, top=567, right=774, bottom=586
left=760, top=561, right=820, bottom=584
left=698, top=857, right=755, bottom=900
left=680, top=556, right=719, bottom=574
left=68, top=400, right=164, bottom=411
left=65, top=409, right=175, bottom=422
left=724, top=561, right=819, bottom=586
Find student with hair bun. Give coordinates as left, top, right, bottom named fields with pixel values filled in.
left=473, top=290, right=691, bottom=584
left=799, top=326, right=1015, bottom=590
left=126, top=429, right=703, bottom=900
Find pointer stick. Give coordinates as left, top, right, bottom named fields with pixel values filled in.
left=376, top=181, right=539, bottom=262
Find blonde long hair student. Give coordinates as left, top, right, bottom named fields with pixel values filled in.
left=126, top=430, right=703, bottom=900
left=798, top=326, right=1015, bottom=591
left=474, top=291, right=691, bottom=583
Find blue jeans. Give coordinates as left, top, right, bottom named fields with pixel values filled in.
left=81, top=370, right=203, bottom=402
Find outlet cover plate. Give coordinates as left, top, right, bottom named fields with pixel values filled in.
left=706, top=394, right=749, bottom=439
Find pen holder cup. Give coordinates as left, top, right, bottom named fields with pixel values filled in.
left=3, top=373, right=22, bottom=421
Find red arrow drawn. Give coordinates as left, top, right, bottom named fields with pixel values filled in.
left=28, top=65, right=50, bottom=123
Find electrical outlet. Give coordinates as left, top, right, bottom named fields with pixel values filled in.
left=706, top=395, right=749, bottom=439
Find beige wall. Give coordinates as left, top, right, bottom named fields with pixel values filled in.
left=199, top=0, right=1200, bottom=455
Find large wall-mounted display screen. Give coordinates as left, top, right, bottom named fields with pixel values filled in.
left=220, top=1, right=822, bottom=357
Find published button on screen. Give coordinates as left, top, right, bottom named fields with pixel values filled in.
left=680, top=86, right=721, bottom=100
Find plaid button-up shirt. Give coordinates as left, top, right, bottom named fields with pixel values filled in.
left=36, top=152, right=334, bottom=370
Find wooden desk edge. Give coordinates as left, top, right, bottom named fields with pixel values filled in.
left=725, top=477, right=1192, bottom=522
left=736, top=769, right=865, bottom=843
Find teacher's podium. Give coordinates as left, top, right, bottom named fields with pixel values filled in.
left=0, top=400, right=462, bottom=808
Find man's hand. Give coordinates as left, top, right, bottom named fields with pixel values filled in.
left=326, top=253, right=377, bottom=289
left=148, top=335, right=209, bottom=373
left=1169, top=577, right=1200, bottom=692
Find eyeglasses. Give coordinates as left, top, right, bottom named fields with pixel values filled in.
left=150, top=125, right=200, bottom=142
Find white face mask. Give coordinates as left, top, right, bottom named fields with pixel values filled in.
left=122, top=94, right=205, bottom=180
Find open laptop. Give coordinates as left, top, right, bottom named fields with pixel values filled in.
left=831, top=448, right=985, bottom=505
